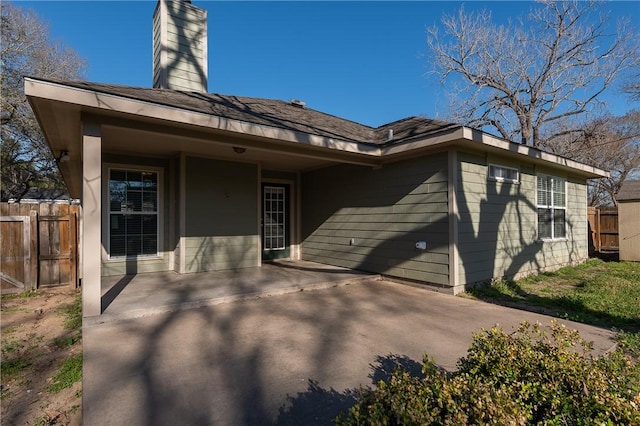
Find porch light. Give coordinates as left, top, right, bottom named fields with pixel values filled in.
left=57, top=150, right=70, bottom=163
left=233, top=146, right=246, bottom=154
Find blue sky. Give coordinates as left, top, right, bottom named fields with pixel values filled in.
left=15, top=0, right=640, bottom=127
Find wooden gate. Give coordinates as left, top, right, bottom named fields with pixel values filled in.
left=1, top=202, right=79, bottom=290
left=0, top=213, right=37, bottom=289
left=38, top=207, right=78, bottom=288
left=587, top=206, right=619, bottom=253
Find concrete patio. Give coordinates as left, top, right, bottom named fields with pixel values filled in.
left=83, top=277, right=617, bottom=425
left=91, top=260, right=376, bottom=324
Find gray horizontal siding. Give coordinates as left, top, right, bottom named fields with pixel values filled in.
left=182, top=236, right=259, bottom=273
left=456, top=152, right=588, bottom=284
left=301, top=153, right=450, bottom=286
left=102, top=254, right=171, bottom=277
left=182, top=157, right=259, bottom=272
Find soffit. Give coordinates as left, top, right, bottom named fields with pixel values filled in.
left=25, top=77, right=609, bottom=200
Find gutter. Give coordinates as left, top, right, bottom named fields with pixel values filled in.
left=24, top=77, right=610, bottom=179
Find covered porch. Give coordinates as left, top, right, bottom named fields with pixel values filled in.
left=90, top=260, right=376, bottom=324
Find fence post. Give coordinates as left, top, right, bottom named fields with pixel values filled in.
left=70, top=209, right=78, bottom=288
left=29, top=211, right=38, bottom=290
left=596, top=208, right=601, bottom=252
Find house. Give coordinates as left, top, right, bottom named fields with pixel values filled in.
left=616, top=180, right=640, bottom=262
left=9, top=188, right=74, bottom=204
left=24, top=0, right=608, bottom=317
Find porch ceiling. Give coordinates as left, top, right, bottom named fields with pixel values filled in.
left=26, top=86, right=382, bottom=198
left=101, top=125, right=351, bottom=172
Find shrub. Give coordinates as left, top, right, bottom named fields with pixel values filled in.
left=336, top=321, right=640, bottom=425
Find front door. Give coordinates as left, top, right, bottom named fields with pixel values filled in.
left=262, top=183, right=290, bottom=260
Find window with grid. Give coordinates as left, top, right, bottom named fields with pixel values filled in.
left=109, top=169, right=158, bottom=258
left=537, top=174, right=566, bottom=240
left=488, top=164, right=519, bottom=183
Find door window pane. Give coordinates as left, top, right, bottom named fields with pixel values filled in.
left=263, top=186, right=286, bottom=250
left=537, top=208, right=552, bottom=239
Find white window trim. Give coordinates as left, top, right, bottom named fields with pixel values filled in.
left=488, top=163, right=520, bottom=184
left=536, top=174, right=568, bottom=241
left=103, top=164, right=164, bottom=261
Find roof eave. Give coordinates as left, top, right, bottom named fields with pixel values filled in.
left=24, top=77, right=380, bottom=159
left=381, top=126, right=609, bottom=179
left=459, top=127, right=609, bottom=179
left=24, top=77, right=610, bottom=183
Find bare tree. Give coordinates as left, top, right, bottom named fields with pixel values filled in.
left=621, top=64, right=640, bottom=103
left=1, top=2, right=85, bottom=200
left=540, top=110, right=640, bottom=206
left=427, top=0, right=638, bottom=147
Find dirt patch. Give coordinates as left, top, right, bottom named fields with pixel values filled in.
left=1, top=287, right=82, bottom=425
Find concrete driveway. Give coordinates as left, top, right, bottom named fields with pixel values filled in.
left=83, top=279, right=615, bottom=426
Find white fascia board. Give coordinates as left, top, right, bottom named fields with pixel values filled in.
left=23, top=78, right=611, bottom=178
left=380, top=126, right=466, bottom=156
left=461, top=127, right=610, bottom=178
left=24, top=78, right=380, bottom=158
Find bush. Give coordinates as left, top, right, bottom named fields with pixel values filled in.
left=336, top=321, right=640, bottom=425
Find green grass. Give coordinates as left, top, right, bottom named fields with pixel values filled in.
left=52, top=294, right=82, bottom=349
left=48, top=353, right=82, bottom=393
left=52, top=333, right=81, bottom=349
left=1, top=336, right=22, bottom=354
left=61, top=294, right=82, bottom=330
left=1, top=357, right=29, bottom=378
left=465, top=258, right=640, bottom=358
left=617, top=331, right=640, bottom=358
left=466, top=258, right=640, bottom=330
left=47, top=294, right=83, bottom=393
left=1, top=290, right=39, bottom=300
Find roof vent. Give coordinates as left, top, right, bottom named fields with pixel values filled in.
left=387, top=129, right=394, bottom=141
left=289, top=99, right=306, bottom=108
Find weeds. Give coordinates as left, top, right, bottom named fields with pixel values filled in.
left=1, top=357, right=29, bottom=378
left=1, top=336, right=23, bottom=354
left=52, top=334, right=81, bottom=349
left=47, top=295, right=83, bottom=394
left=48, top=353, right=82, bottom=393
left=61, top=294, right=82, bottom=330
left=1, top=288, right=83, bottom=423
left=1, top=289, right=38, bottom=301
left=617, top=331, right=640, bottom=359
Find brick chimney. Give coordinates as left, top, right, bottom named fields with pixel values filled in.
left=152, top=0, right=208, bottom=92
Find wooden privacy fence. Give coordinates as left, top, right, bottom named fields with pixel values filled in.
left=1, top=202, right=79, bottom=290
left=587, top=206, right=619, bottom=253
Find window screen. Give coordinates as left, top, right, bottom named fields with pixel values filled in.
left=536, top=174, right=566, bottom=240
left=109, top=169, right=158, bottom=257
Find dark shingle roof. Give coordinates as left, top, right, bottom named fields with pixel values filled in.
left=16, top=188, right=70, bottom=201
left=616, top=180, right=640, bottom=202
left=43, top=79, right=458, bottom=145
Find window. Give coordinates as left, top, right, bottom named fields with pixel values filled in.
left=537, top=174, right=566, bottom=240
left=108, top=168, right=158, bottom=258
left=489, top=164, right=519, bottom=183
